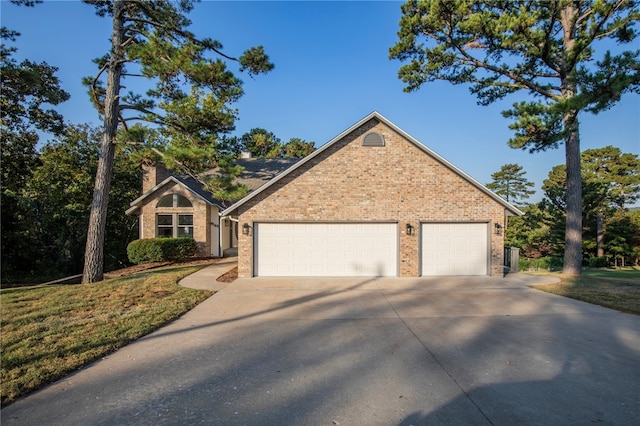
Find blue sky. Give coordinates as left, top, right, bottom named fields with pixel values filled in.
left=3, top=0, right=639, bottom=204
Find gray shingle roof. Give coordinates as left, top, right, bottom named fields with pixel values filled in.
left=171, top=157, right=300, bottom=208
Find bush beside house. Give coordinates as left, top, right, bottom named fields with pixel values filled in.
left=127, top=238, right=198, bottom=264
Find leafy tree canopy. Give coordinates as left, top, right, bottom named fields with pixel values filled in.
left=281, top=137, right=316, bottom=158
left=0, top=27, right=69, bottom=192
left=390, top=0, right=639, bottom=152
left=390, top=0, right=640, bottom=275
left=581, top=145, right=640, bottom=209
left=240, top=128, right=282, bottom=158
left=236, top=129, right=316, bottom=159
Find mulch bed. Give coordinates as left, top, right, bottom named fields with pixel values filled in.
left=216, top=266, right=238, bottom=283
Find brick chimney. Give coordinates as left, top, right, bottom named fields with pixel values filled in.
left=142, top=162, right=171, bottom=194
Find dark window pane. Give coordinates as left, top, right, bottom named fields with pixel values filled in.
left=157, top=215, right=173, bottom=226
left=177, top=195, right=193, bottom=208
left=157, top=228, right=173, bottom=238
left=178, top=227, right=193, bottom=238
left=178, top=215, right=193, bottom=226
left=157, top=194, right=174, bottom=208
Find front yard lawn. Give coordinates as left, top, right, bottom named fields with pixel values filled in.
left=530, top=267, right=640, bottom=315
left=1, top=263, right=213, bottom=406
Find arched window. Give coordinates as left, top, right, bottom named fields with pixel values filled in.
left=156, top=194, right=192, bottom=208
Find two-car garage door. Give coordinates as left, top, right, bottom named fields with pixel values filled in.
left=253, top=222, right=488, bottom=277
left=254, top=223, right=398, bottom=277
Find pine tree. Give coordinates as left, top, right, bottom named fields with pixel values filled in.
left=390, top=0, right=640, bottom=275
left=82, top=0, right=273, bottom=283
left=486, top=163, right=535, bottom=206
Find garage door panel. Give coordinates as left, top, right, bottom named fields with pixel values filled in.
left=421, top=223, right=488, bottom=276
left=255, top=223, right=398, bottom=277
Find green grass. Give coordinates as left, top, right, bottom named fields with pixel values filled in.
left=531, top=267, right=640, bottom=315
left=0, top=264, right=212, bottom=406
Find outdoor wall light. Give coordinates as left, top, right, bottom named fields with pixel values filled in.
left=406, top=223, right=414, bottom=236
left=494, top=223, right=503, bottom=236
left=242, top=223, right=251, bottom=236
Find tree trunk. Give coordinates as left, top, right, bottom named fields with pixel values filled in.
left=596, top=212, right=604, bottom=257
left=563, top=111, right=583, bottom=276
left=82, top=1, right=125, bottom=283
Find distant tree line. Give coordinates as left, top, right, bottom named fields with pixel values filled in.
left=223, top=128, right=315, bottom=159
left=3, top=0, right=638, bottom=283
left=0, top=12, right=311, bottom=283
left=490, top=149, right=640, bottom=268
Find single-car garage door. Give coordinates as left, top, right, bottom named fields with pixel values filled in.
left=254, top=223, right=398, bottom=277
left=421, top=223, right=488, bottom=276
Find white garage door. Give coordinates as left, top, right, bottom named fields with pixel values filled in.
left=421, top=223, right=488, bottom=276
left=254, top=223, right=398, bottom=277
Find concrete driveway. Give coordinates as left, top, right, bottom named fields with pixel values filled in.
left=3, top=273, right=639, bottom=425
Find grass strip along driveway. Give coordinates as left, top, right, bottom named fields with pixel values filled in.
left=531, top=267, right=640, bottom=315
left=1, top=263, right=213, bottom=406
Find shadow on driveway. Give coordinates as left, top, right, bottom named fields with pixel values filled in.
left=3, top=274, right=639, bottom=425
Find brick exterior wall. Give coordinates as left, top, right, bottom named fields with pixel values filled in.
left=142, top=162, right=172, bottom=193
left=237, top=118, right=506, bottom=277
left=138, top=180, right=215, bottom=257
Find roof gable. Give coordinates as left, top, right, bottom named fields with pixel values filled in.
left=127, top=157, right=300, bottom=215
left=221, top=111, right=523, bottom=216
left=125, top=176, right=216, bottom=215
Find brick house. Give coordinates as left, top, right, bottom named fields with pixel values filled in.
left=126, top=157, right=298, bottom=257
left=128, top=111, right=521, bottom=277
left=220, top=112, right=522, bottom=278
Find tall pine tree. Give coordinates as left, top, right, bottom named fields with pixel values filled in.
left=82, top=0, right=273, bottom=283
left=390, top=1, right=639, bottom=275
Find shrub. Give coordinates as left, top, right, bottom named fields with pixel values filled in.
left=127, top=238, right=198, bottom=264
left=587, top=256, right=610, bottom=268
left=519, top=256, right=563, bottom=271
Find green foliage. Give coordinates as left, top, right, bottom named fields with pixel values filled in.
left=581, top=146, right=640, bottom=209
left=587, top=256, right=610, bottom=268
left=81, top=0, right=274, bottom=282
left=540, top=148, right=640, bottom=262
left=234, top=130, right=315, bottom=159
left=0, top=27, right=69, bottom=193
left=390, top=1, right=639, bottom=141
left=0, top=25, right=78, bottom=283
left=506, top=204, right=553, bottom=258
left=390, top=0, right=640, bottom=275
left=83, top=0, right=273, bottom=176
left=281, top=137, right=316, bottom=158
left=604, top=211, right=640, bottom=266
left=0, top=124, right=141, bottom=283
left=486, top=163, right=535, bottom=205
left=202, top=155, right=249, bottom=203
left=240, top=128, right=282, bottom=158
left=127, top=238, right=198, bottom=264
left=519, top=256, right=563, bottom=272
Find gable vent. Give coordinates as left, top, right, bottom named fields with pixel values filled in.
left=362, top=132, right=385, bottom=147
